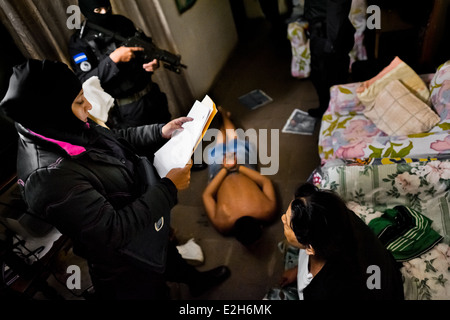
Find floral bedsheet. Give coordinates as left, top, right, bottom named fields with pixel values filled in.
left=318, top=80, right=450, bottom=165
left=318, top=159, right=450, bottom=300
left=318, top=61, right=450, bottom=165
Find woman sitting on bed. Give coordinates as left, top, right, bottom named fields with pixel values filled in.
left=279, top=183, right=404, bottom=300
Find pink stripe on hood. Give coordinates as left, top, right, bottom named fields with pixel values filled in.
left=28, top=130, right=86, bottom=156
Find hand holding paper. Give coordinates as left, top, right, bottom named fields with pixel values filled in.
left=154, top=95, right=217, bottom=177
left=166, top=162, right=193, bottom=190
left=161, top=117, right=194, bottom=139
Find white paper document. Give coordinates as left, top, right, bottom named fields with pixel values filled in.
left=153, top=95, right=217, bottom=177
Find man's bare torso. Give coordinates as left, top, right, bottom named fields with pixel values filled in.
left=215, top=173, right=274, bottom=230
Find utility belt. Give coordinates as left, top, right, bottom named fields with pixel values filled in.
left=116, top=83, right=154, bottom=106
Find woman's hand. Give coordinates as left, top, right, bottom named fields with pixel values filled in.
left=280, top=267, right=298, bottom=288
left=161, top=117, right=193, bottom=139
left=165, top=162, right=193, bottom=190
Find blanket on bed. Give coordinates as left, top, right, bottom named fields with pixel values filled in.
left=317, top=160, right=450, bottom=300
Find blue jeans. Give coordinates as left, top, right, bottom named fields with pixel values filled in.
left=207, top=139, right=257, bottom=180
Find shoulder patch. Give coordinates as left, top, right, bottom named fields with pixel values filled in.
left=80, top=61, right=92, bottom=72
left=73, top=53, right=88, bottom=64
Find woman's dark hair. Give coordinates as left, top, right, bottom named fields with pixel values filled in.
left=289, top=183, right=354, bottom=260
left=233, top=216, right=263, bottom=246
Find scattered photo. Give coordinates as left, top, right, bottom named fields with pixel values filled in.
left=282, top=109, right=316, bottom=135
left=238, top=89, right=273, bottom=110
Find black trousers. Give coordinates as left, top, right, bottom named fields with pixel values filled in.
left=309, top=22, right=353, bottom=112
left=89, top=243, right=199, bottom=300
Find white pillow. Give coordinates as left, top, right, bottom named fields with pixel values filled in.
left=364, top=80, right=440, bottom=136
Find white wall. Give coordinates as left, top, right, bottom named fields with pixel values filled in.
left=157, top=0, right=238, bottom=99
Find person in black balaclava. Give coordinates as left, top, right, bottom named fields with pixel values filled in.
left=68, top=0, right=172, bottom=131
left=78, top=0, right=114, bottom=28
left=0, top=59, right=231, bottom=300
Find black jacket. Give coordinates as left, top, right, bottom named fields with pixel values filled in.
left=304, top=210, right=404, bottom=300
left=68, top=15, right=152, bottom=99
left=16, top=121, right=177, bottom=271
left=68, top=15, right=171, bottom=128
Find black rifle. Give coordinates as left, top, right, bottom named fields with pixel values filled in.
left=83, top=21, right=187, bottom=74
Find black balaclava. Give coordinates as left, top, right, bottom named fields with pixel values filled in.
left=79, top=0, right=113, bottom=27
left=0, top=59, right=85, bottom=137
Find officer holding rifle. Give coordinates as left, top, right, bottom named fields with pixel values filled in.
left=69, top=0, right=172, bottom=129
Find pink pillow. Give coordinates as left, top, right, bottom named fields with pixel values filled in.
left=357, top=57, right=403, bottom=93
left=356, top=57, right=430, bottom=109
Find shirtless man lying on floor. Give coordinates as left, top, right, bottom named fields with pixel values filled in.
left=202, top=108, right=278, bottom=246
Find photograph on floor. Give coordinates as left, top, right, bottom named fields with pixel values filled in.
left=282, top=109, right=316, bottom=135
